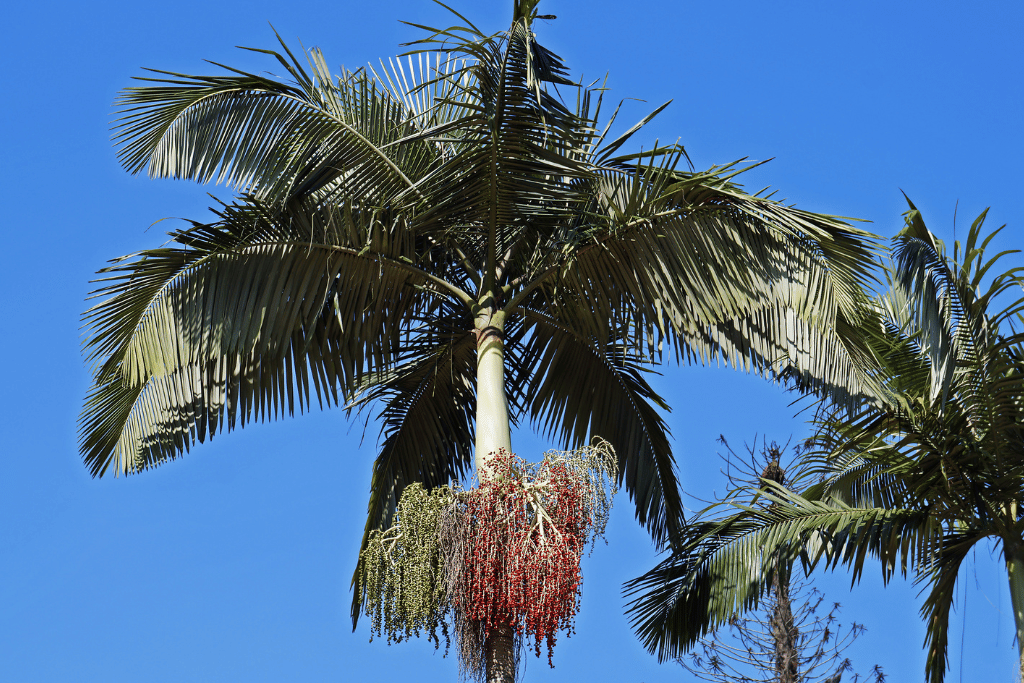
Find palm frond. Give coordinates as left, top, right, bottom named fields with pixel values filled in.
left=917, top=527, right=987, bottom=683
left=534, top=160, right=885, bottom=411
left=114, top=35, right=447, bottom=207
left=624, top=488, right=935, bottom=663
left=80, top=198, right=461, bottom=476
left=403, top=13, right=595, bottom=277
left=514, top=309, right=680, bottom=543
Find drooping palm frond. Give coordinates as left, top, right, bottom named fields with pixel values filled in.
left=624, top=484, right=937, bottom=663
left=529, top=156, right=885, bottom=412
left=916, top=526, right=988, bottom=683
left=344, top=307, right=479, bottom=624
left=515, top=309, right=680, bottom=541
left=80, top=197, right=469, bottom=476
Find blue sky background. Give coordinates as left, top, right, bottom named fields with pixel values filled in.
left=2, top=0, right=1022, bottom=681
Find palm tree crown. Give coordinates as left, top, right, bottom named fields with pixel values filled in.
left=80, top=1, right=881, bottom=665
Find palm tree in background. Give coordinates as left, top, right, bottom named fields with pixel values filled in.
left=677, top=437, right=884, bottom=683
left=80, top=1, right=880, bottom=680
left=625, top=199, right=1024, bottom=683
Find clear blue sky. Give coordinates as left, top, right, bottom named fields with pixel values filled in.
left=2, top=1, right=1022, bottom=681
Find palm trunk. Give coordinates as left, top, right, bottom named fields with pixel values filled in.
left=484, top=624, right=517, bottom=683
left=770, top=566, right=799, bottom=683
left=474, top=306, right=516, bottom=683
left=474, top=308, right=511, bottom=475
left=762, top=458, right=799, bottom=683
left=1004, top=537, right=1024, bottom=681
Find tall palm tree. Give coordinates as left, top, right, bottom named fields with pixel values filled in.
left=80, top=2, right=880, bottom=680
left=625, top=198, right=1024, bottom=683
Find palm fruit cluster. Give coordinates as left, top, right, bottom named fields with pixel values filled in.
left=358, top=441, right=617, bottom=680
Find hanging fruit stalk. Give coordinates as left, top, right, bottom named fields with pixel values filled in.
left=358, top=441, right=617, bottom=681
left=359, top=483, right=453, bottom=649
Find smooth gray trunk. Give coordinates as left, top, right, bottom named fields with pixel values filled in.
left=474, top=309, right=511, bottom=477
left=474, top=307, right=516, bottom=683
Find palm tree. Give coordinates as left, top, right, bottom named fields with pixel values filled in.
left=80, top=2, right=880, bottom=680
left=625, top=198, right=1024, bottom=683
left=676, top=437, right=884, bottom=683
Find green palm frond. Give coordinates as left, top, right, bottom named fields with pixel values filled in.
left=80, top=197, right=466, bottom=476
left=404, top=19, right=595, bottom=272
left=626, top=199, right=1024, bottom=683
left=624, top=485, right=936, bottom=663
left=892, top=198, right=1024, bottom=416
left=115, top=33, right=460, bottom=207
left=535, top=159, right=884, bottom=411
left=917, top=527, right=988, bottom=683
left=515, top=309, right=680, bottom=541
